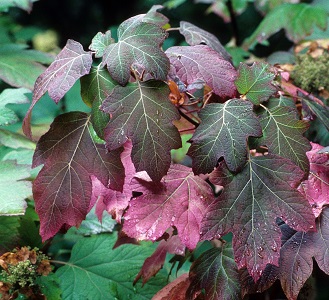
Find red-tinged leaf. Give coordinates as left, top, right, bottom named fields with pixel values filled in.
left=298, top=142, right=329, bottom=217
left=32, top=112, right=124, bottom=241
left=279, top=208, right=329, bottom=300
left=123, top=164, right=214, bottom=249
left=203, top=155, right=315, bottom=282
left=102, top=19, right=169, bottom=85
left=188, top=99, right=262, bottom=174
left=23, top=40, right=92, bottom=138
left=166, top=45, right=237, bottom=99
left=135, top=232, right=185, bottom=285
left=91, top=141, right=136, bottom=223
left=235, top=62, right=276, bottom=105
left=186, top=244, right=241, bottom=300
left=254, top=103, right=311, bottom=173
left=152, top=273, right=190, bottom=300
left=179, top=21, right=231, bottom=62
left=101, top=80, right=181, bottom=182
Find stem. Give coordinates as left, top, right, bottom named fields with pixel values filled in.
left=226, top=0, right=240, bottom=46
left=166, top=27, right=180, bottom=32
left=50, top=260, right=70, bottom=265
left=178, top=109, right=200, bottom=127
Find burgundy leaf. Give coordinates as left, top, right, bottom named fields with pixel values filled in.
left=123, top=164, right=214, bottom=249
left=298, top=142, right=329, bottom=217
left=135, top=230, right=185, bottom=285
left=202, top=156, right=315, bottom=282
left=166, top=45, right=237, bottom=99
left=32, top=112, right=124, bottom=241
left=91, top=141, right=136, bottom=223
left=23, top=40, right=92, bottom=138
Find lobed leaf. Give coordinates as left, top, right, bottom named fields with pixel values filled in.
left=166, top=45, right=237, bottom=99
left=302, top=97, right=329, bottom=131
left=254, top=103, right=311, bottom=173
left=32, top=112, right=124, bottom=241
left=203, top=155, right=315, bottom=282
left=186, top=244, right=241, bottom=300
left=179, top=21, right=231, bottom=61
left=123, top=164, right=214, bottom=249
left=0, top=0, right=38, bottom=12
left=23, top=39, right=92, bottom=138
left=56, top=233, right=168, bottom=299
left=235, top=62, right=276, bottom=105
left=188, top=99, right=262, bottom=174
left=101, top=80, right=181, bottom=181
left=298, top=142, right=329, bottom=217
left=89, top=30, right=114, bottom=58
left=244, top=3, right=328, bottom=49
left=102, top=19, right=169, bottom=85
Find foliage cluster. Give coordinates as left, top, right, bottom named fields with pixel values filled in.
left=1, top=0, right=329, bottom=299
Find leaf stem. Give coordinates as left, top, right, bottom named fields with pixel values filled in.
left=178, top=108, right=200, bottom=127
left=166, top=27, right=180, bottom=32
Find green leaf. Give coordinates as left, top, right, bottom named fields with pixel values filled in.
left=80, top=65, right=118, bottom=139
left=188, top=99, right=262, bottom=174
left=0, top=44, right=52, bottom=90
left=0, top=216, right=20, bottom=253
left=235, top=62, right=276, bottom=105
left=0, top=129, right=36, bottom=149
left=101, top=80, right=181, bottom=182
left=89, top=31, right=115, bottom=58
left=254, top=104, right=311, bottom=173
left=244, top=3, right=328, bottom=49
left=56, top=233, right=167, bottom=300
left=102, top=19, right=169, bottom=85
left=0, top=160, right=31, bottom=216
left=0, top=88, right=30, bottom=126
left=302, top=98, right=329, bottom=132
left=0, top=0, right=38, bottom=13
left=37, top=274, right=62, bottom=300
left=187, top=245, right=241, bottom=300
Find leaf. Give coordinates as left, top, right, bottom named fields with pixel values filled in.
left=141, top=5, right=169, bottom=26
left=0, top=88, right=30, bottom=126
left=0, top=44, right=51, bottom=90
left=298, top=142, right=329, bottom=217
left=235, top=62, right=276, bottom=105
left=91, top=141, right=136, bottom=223
left=102, top=19, right=169, bottom=85
left=0, top=0, right=38, bottom=12
left=89, top=30, right=115, bottom=58
left=23, top=39, right=93, bottom=138
left=166, top=45, right=237, bottom=99
left=37, top=273, right=62, bottom=300
left=80, top=64, right=118, bottom=138
left=244, top=3, right=328, bottom=49
left=179, top=21, right=231, bottom=61
left=254, top=104, right=311, bottom=173
left=279, top=208, right=329, bottom=300
left=135, top=232, right=185, bottom=285
left=56, top=233, right=168, bottom=300
left=101, top=80, right=181, bottom=182
left=186, top=244, right=241, bottom=300
left=202, top=155, right=315, bottom=282
left=188, top=99, right=262, bottom=174
left=32, top=112, right=124, bottom=241
left=123, top=164, right=214, bottom=249
left=0, top=216, right=20, bottom=254
left=302, top=97, right=329, bottom=131
left=0, top=129, right=35, bottom=150
left=152, top=273, right=190, bottom=300
left=0, top=160, right=31, bottom=216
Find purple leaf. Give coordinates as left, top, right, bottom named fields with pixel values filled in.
left=166, top=45, right=237, bottom=99
left=23, top=40, right=92, bottom=138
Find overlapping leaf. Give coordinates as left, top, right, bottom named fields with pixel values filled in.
left=254, top=103, right=311, bottom=173
left=279, top=208, right=329, bottom=300
left=202, top=155, right=315, bottom=281
left=101, top=80, right=181, bottom=181
left=166, top=45, right=237, bottom=99
left=302, top=96, right=329, bottom=131
left=56, top=233, right=168, bottom=299
left=0, top=88, right=30, bottom=126
left=0, top=160, right=31, bottom=216
left=23, top=39, right=92, bottom=138
left=102, top=19, right=169, bottom=85
left=123, top=164, right=214, bottom=249
left=235, top=62, right=276, bottom=104
left=244, top=3, right=328, bottom=49
left=179, top=21, right=231, bottom=61
left=186, top=244, right=240, bottom=300
left=89, top=30, right=114, bottom=58
left=188, top=99, right=262, bottom=175
left=0, top=0, right=37, bottom=12
left=298, top=142, right=329, bottom=217
left=32, top=112, right=124, bottom=241
left=80, top=65, right=118, bottom=138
